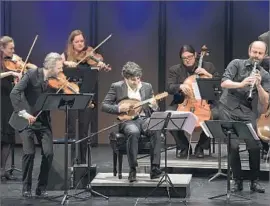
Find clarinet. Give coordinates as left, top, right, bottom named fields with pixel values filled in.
left=247, top=61, right=258, bottom=101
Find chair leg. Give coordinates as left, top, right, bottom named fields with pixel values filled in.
left=118, top=153, right=123, bottom=179
left=113, top=151, right=117, bottom=176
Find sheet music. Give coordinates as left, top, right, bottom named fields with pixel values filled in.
left=246, top=123, right=260, bottom=140
left=192, top=82, right=202, bottom=100
left=164, top=111, right=197, bottom=135
left=200, top=121, right=213, bottom=138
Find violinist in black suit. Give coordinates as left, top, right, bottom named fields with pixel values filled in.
left=9, top=52, right=63, bottom=198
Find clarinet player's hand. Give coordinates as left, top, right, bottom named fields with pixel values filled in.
left=254, top=73, right=262, bottom=86
left=240, top=76, right=256, bottom=88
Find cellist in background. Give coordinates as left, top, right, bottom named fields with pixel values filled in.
left=167, top=45, right=219, bottom=158
left=61, top=30, right=109, bottom=164
left=258, top=31, right=270, bottom=156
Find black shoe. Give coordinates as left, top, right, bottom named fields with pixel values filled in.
left=194, top=145, right=204, bottom=158
left=150, top=167, right=162, bottom=179
left=35, top=188, right=49, bottom=198
left=178, top=148, right=192, bottom=158
left=232, top=179, right=243, bottom=192
left=250, top=180, right=265, bottom=193
left=1, top=171, right=17, bottom=180
left=128, top=168, right=136, bottom=183
left=22, top=190, right=32, bottom=198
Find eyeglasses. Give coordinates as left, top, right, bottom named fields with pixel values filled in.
left=181, top=55, right=194, bottom=61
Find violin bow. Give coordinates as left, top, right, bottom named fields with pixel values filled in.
left=20, top=35, right=39, bottom=74
left=76, top=33, right=112, bottom=66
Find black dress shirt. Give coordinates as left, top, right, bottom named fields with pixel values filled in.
left=220, top=59, right=270, bottom=117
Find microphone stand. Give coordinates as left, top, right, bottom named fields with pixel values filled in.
left=72, top=118, right=130, bottom=199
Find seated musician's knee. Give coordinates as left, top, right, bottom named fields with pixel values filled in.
left=124, top=125, right=141, bottom=139
left=43, top=147, right=54, bottom=159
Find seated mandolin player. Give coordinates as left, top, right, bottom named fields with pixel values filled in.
left=101, top=61, right=162, bottom=182
left=167, top=45, right=220, bottom=158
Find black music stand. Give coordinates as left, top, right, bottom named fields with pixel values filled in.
left=63, top=66, right=98, bottom=93
left=196, top=78, right=226, bottom=181
left=145, top=111, right=197, bottom=204
left=36, top=93, right=94, bottom=205
left=207, top=120, right=256, bottom=203
left=63, top=67, right=99, bottom=158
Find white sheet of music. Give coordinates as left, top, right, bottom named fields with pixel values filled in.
left=246, top=123, right=260, bottom=140
left=164, top=111, right=198, bottom=135
left=192, top=82, right=202, bottom=100
left=200, top=121, right=213, bottom=138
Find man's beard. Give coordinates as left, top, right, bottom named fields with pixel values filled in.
left=249, top=57, right=262, bottom=65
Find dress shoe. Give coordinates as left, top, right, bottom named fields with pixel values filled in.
left=232, top=179, right=243, bottom=192
left=128, top=169, right=136, bottom=183
left=150, top=167, right=162, bottom=179
left=177, top=148, right=192, bottom=158
left=22, top=190, right=32, bottom=198
left=35, top=188, right=49, bottom=198
left=250, top=180, right=265, bottom=193
left=1, top=171, right=17, bottom=180
left=194, top=145, right=204, bottom=158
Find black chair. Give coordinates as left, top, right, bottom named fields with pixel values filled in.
left=109, top=132, right=164, bottom=179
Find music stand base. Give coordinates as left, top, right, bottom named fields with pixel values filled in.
left=208, top=170, right=227, bottom=182
left=145, top=173, right=187, bottom=205
left=47, top=192, right=88, bottom=205
left=209, top=192, right=251, bottom=203
left=73, top=184, right=109, bottom=200
left=6, top=166, right=22, bottom=173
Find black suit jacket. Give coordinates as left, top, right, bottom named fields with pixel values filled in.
left=101, top=80, right=158, bottom=117
left=9, top=68, right=51, bottom=131
left=167, top=61, right=217, bottom=106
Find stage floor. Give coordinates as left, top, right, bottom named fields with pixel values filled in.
left=0, top=145, right=269, bottom=206
left=137, top=144, right=269, bottom=180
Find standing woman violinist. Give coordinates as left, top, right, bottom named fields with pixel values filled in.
left=61, top=30, right=108, bottom=164
left=0, top=36, right=22, bottom=180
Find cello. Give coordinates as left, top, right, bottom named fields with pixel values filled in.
left=257, top=106, right=270, bottom=142
left=177, top=45, right=211, bottom=128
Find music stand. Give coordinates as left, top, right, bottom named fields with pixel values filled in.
left=145, top=111, right=197, bottom=204
left=36, top=93, right=94, bottom=205
left=207, top=120, right=256, bottom=203
left=196, top=78, right=226, bottom=181
left=63, top=66, right=98, bottom=93
left=63, top=67, right=99, bottom=161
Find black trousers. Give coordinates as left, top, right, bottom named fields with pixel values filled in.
left=119, top=117, right=161, bottom=169
left=167, top=104, right=218, bottom=150
left=19, top=126, right=53, bottom=191
left=68, top=108, right=94, bottom=164
left=219, top=103, right=261, bottom=180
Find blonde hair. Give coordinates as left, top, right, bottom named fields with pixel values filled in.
left=65, top=30, right=86, bottom=61
left=0, top=36, right=14, bottom=69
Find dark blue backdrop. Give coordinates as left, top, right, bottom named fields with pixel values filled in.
left=1, top=1, right=269, bottom=144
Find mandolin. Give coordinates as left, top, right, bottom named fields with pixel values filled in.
left=117, top=92, right=168, bottom=121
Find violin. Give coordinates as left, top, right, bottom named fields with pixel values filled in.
left=3, top=54, right=37, bottom=73
left=4, top=35, right=39, bottom=74
left=48, top=72, right=80, bottom=94
left=76, top=46, right=111, bottom=71
left=48, top=72, right=94, bottom=108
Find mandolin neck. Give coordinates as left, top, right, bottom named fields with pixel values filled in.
left=134, top=98, right=154, bottom=109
